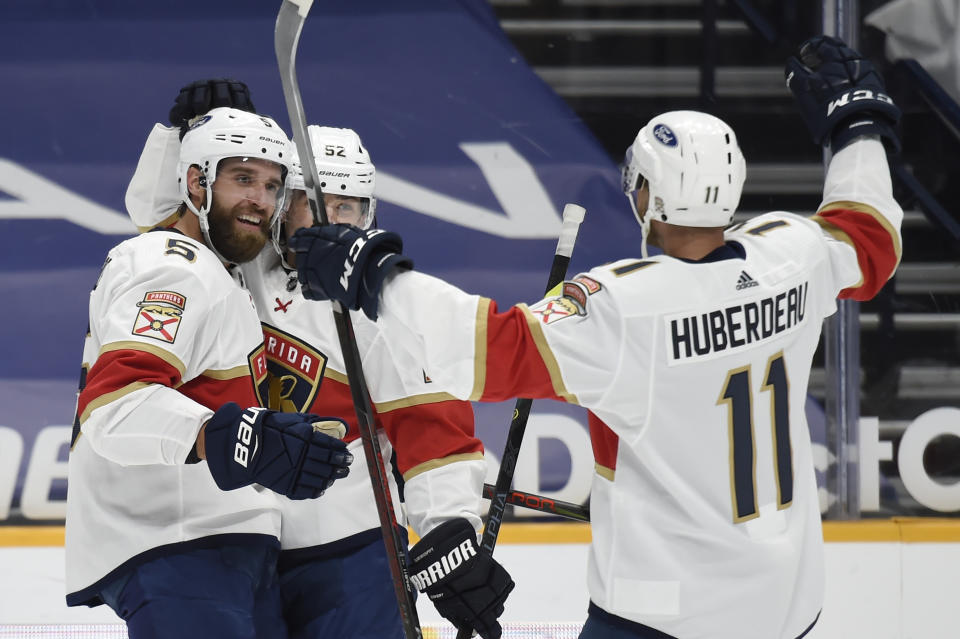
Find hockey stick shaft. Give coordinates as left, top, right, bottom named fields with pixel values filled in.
left=482, top=483, right=590, bottom=522
left=275, top=3, right=421, bottom=638
left=457, top=204, right=585, bottom=639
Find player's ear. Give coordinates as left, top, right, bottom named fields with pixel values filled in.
left=186, top=165, right=206, bottom=198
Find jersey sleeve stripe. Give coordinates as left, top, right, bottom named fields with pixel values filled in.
left=813, top=201, right=901, bottom=300
left=323, top=368, right=349, bottom=385
left=77, top=348, right=185, bottom=423
left=99, top=340, right=187, bottom=377
left=402, top=452, right=486, bottom=482
left=469, top=297, right=492, bottom=402
left=519, top=304, right=579, bottom=405
left=79, top=381, right=153, bottom=424
left=595, top=463, right=615, bottom=481
left=202, top=365, right=256, bottom=381
left=375, top=391, right=463, bottom=414
left=817, top=199, right=903, bottom=265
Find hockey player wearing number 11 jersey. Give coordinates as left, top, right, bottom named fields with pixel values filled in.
left=289, top=37, right=904, bottom=639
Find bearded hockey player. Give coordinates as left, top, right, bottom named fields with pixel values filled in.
left=67, top=105, right=353, bottom=639
left=125, top=87, right=514, bottom=638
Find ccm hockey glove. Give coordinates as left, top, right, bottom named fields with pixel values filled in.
left=786, top=35, right=901, bottom=153
left=168, top=78, right=257, bottom=139
left=289, top=224, right=413, bottom=320
left=204, top=402, right=352, bottom=500
left=409, top=518, right=515, bottom=639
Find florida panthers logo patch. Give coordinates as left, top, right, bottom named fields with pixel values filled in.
left=530, top=297, right=585, bottom=325
left=262, top=324, right=328, bottom=413
left=132, top=290, right=186, bottom=343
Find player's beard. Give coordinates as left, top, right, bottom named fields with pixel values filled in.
left=207, top=199, right=270, bottom=264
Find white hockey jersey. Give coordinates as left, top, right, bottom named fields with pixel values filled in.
left=66, top=229, right=279, bottom=606
left=241, top=249, right=486, bottom=558
left=122, top=123, right=487, bottom=561
left=374, top=138, right=903, bottom=638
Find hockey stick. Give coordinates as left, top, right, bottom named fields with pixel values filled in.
left=457, top=203, right=585, bottom=639
left=275, top=3, right=421, bottom=638
left=482, top=483, right=590, bottom=522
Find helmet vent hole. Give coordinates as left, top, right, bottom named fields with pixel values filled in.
left=340, top=184, right=347, bottom=190
left=261, top=147, right=267, bottom=154
left=725, top=133, right=730, bottom=144
left=727, top=152, right=732, bottom=164
left=320, top=182, right=327, bottom=188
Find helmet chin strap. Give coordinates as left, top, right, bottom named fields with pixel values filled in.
left=626, top=189, right=652, bottom=259
left=185, top=181, right=233, bottom=265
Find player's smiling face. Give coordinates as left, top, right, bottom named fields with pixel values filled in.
left=207, top=157, right=285, bottom=263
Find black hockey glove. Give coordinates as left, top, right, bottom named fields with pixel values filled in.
left=786, top=35, right=901, bottom=153
left=409, top=518, right=515, bottom=639
left=168, top=78, right=257, bottom=139
left=289, top=224, right=413, bottom=321
left=204, top=402, right=353, bottom=500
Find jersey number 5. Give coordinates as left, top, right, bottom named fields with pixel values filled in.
left=717, top=352, right=793, bottom=523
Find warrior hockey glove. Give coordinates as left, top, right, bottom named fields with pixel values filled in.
left=786, top=35, right=901, bottom=153
left=204, top=402, right=353, bottom=500
left=168, top=78, right=257, bottom=139
left=409, top=518, right=515, bottom=639
left=289, top=224, right=413, bottom=321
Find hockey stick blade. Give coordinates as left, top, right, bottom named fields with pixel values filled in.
left=482, top=483, right=590, bottom=522
left=458, top=203, right=585, bottom=639
left=274, top=4, right=422, bottom=638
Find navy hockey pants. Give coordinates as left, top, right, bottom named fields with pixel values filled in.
left=579, top=602, right=677, bottom=639
left=279, top=530, right=411, bottom=639
left=99, top=543, right=287, bottom=639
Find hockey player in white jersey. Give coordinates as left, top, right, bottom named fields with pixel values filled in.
left=67, top=103, right=353, bottom=639
left=288, top=37, right=904, bottom=639
left=125, top=87, right=514, bottom=639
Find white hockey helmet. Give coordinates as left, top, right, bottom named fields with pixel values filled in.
left=289, top=125, right=377, bottom=229
left=621, top=110, right=746, bottom=254
left=178, top=107, right=292, bottom=260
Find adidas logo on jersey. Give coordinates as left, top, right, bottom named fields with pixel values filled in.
left=736, top=271, right=759, bottom=290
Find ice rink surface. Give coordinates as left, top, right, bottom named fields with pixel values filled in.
left=0, top=543, right=591, bottom=637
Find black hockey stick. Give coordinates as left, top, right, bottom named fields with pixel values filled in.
left=275, top=3, right=421, bottom=638
left=458, top=203, right=585, bottom=639
left=482, top=483, right=590, bottom=522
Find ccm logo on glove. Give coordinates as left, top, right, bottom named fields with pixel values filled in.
left=233, top=407, right=263, bottom=467
left=825, top=89, right=894, bottom=117
left=410, top=536, right=479, bottom=592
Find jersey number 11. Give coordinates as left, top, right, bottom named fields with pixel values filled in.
left=717, top=351, right=793, bottom=523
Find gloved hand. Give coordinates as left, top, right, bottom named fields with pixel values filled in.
left=786, top=35, right=901, bottom=153
left=168, top=78, right=257, bottom=139
left=408, top=518, right=515, bottom=639
left=289, top=224, right=413, bottom=320
left=203, top=402, right=352, bottom=500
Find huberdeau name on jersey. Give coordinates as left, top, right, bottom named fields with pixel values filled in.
left=668, top=281, right=808, bottom=362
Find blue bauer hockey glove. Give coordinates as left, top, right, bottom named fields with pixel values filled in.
left=786, top=35, right=901, bottom=153
left=204, top=402, right=352, bottom=500
left=289, top=224, right=413, bottom=320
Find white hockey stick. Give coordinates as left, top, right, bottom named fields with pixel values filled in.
left=275, top=2, right=422, bottom=637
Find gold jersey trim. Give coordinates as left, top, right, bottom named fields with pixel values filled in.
left=469, top=298, right=492, bottom=402
left=375, top=391, right=461, bottom=414
left=137, top=210, right=181, bottom=234
left=201, top=364, right=253, bottom=381
left=519, top=304, right=578, bottom=405
left=79, top=381, right=152, bottom=424
left=99, top=340, right=187, bottom=377
left=324, top=368, right=349, bottom=385
left=594, top=463, right=615, bottom=482
left=402, top=452, right=486, bottom=482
